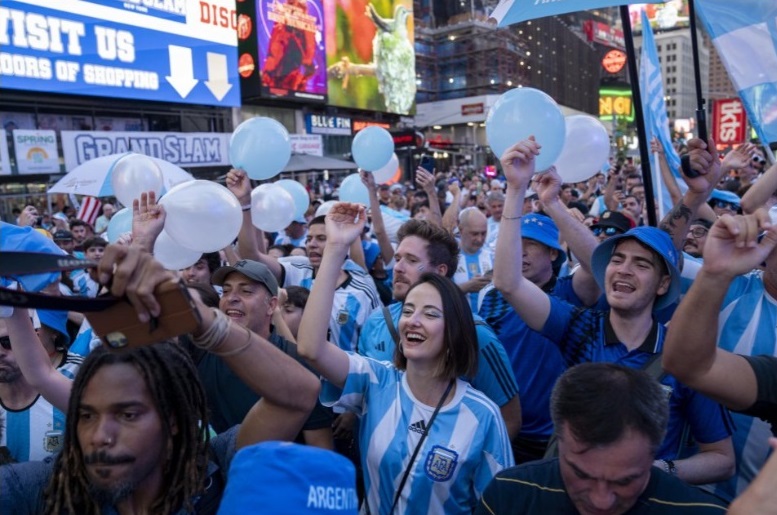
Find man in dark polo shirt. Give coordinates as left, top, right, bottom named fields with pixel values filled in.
left=477, top=363, right=728, bottom=514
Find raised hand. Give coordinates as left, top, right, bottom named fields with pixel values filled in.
left=415, top=166, right=436, bottom=196
left=324, top=202, right=367, bottom=247
left=650, top=137, right=664, bottom=155
left=500, top=137, right=540, bottom=190
left=722, top=142, right=757, bottom=173
left=132, top=191, right=165, bottom=253
left=702, top=209, right=777, bottom=278
left=535, top=166, right=562, bottom=206
left=18, top=205, right=39, bottom=227
left=225, top=168, right=252, bottom=204
left=684, top=138, right=722, bottom=195
left=359, top=169, right=377, bottom=192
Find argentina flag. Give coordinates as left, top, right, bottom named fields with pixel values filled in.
left=491, top=0, right=666, bottom=27
left=639, top=10, right=685, bottom=217
left=696, top=1, right=777, bottom=146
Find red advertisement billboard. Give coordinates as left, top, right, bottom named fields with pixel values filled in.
left=713, top=98, right=747, bottom=147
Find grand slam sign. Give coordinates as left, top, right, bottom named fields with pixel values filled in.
left=0, top=0, right=240, bottom=107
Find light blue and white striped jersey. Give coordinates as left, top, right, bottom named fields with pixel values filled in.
left=453, top=248, right=493, bottom=313
left=321, top=353, right=514, bottom=515
left=279, top=256, right=382, bottom=352
left=0, top=352, right=82, bottom=462
left=681, top=261, right=776, bottom=500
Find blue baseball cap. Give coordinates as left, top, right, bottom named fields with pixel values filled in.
left=218, top=441, right=358, bottom=515
left=37, top=309, right=71, bottom=346
left=591, top=226, right=681, bottom=311
left=709, top=189, right=741, bottom=209
left=522, top=214, right=566, bottom=266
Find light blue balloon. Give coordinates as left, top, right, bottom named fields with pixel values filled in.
left=338, top=174, right=370, bottom=205
left=485, top=87, right=566, bottom=171
left=351, top=126, right=394, bottom=171
left=106, top=207, right=132, bottom=243
left=230, top=117, right=291, bottom=180
left=275, top=179, right=310, bottom=220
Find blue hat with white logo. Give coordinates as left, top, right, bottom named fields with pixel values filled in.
left=591, top=226, right=681, bottom=311
left=218, top=441, right=358, bottom=515
left=522, top=213, right=566, bottom=266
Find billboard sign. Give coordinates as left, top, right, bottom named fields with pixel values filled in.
left=326, top=0, right=415, bottom=115
left=305, top=114, right=351, bottom=135
left=599, top=88, right=634, bottom=122
left=290, top=134, right=323, bottom=155
left=712, top=98, right=747, bottom=147
left=12, top=130, right=60, bottom=174
left=0, top=133, right=10, bottom=175
left=257, top=0, right=327, bottom=101
left=61, top=130, right=231, bottom=170
left=0, top=1, right=240, bottom=107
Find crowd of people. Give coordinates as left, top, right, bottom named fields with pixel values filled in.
left=1, top=134, right=777, bottom=514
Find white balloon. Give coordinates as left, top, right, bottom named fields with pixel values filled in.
left=110, top=154, right=164, bottom=207
left=153, top=231, right=201, bottom=270
left=159, top=180, right=242, bottom=253
left=553, top=116, right=611, bottom=183
left=372, top=153, right=400, bottom=184
left=315, top=200, right=337, bottom=218
left=250, top=184, right=296, bottom=233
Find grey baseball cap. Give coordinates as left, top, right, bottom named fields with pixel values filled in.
left=211, top=259, right=279, bottom=296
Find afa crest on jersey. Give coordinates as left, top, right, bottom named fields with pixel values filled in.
left=425, top=445, right=458, bottom=482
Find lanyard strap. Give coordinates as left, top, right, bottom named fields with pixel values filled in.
left=389, top=379, right=455, bottom=515
left=0, top=252, right=119, bottom=311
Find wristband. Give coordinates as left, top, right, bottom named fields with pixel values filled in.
left=241, top=204, right=251, bottom=212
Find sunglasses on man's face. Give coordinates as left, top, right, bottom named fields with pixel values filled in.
left=752, top=155, right=766, bottom=165
left=712, top=200, right=738, bottom=210
left=592, top=226, right=623, bottom=237
left=0, top=336, right=11, bottom=351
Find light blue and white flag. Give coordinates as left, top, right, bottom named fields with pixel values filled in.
left=491, top=0, right=665, bottom=27
left=696, top=1, right=777, bottom=145
left=639, top=10, right=684, bottom=218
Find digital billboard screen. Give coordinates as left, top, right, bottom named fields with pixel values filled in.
left=325, top=0, right=416, bottom=115
left=256, top=0, right=327, bottom=101
left=0, top=0, right=240, bottom=107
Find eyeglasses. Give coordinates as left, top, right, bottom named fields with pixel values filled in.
left=688, top=227, right=709, bottom=238
left=592, top=226, right=623, bottom=237
left=0, top=336, right=11, bottom=351
left=712, top=200, right=738, bottom=210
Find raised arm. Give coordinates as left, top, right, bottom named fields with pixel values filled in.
left=651, top=137, right=683, bottom=206
left=738, top=145, right=777, bottom=213
left=296, top=203, right=366, bottom=387
left=659, top=138, right=724, bottom=251
left=663, top=210, right=777, bottom=410
left=535, top=167, right=601, bottom=306
left=226, top=169, right=283, bottom=280
left=95, top=243, right=320, bottom=448
left=5, top=308, right=72, bottom=412
left=415, top=166, right=443, bottom=227
left=359, top=170, right=394, bottom=264
left=492, top=138, right=551, bottom=331
left=442, top=180, right=462, bottom=234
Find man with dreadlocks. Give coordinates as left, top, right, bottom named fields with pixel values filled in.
left=0, top=244, right=321, bottom=514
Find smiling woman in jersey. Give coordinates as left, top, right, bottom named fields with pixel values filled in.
left=297, top=202, right=514, bottom=514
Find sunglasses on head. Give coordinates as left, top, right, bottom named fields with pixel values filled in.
left=592, top=226, right=623, bottom=237
left=0, top=336, right=11, bottom=351
left=712, top=200, right=738, bottom=210
left=688, top=227, right=709, bottom=238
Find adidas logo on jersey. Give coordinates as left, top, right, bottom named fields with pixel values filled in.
left=409, top=419, right=426, bottom=434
